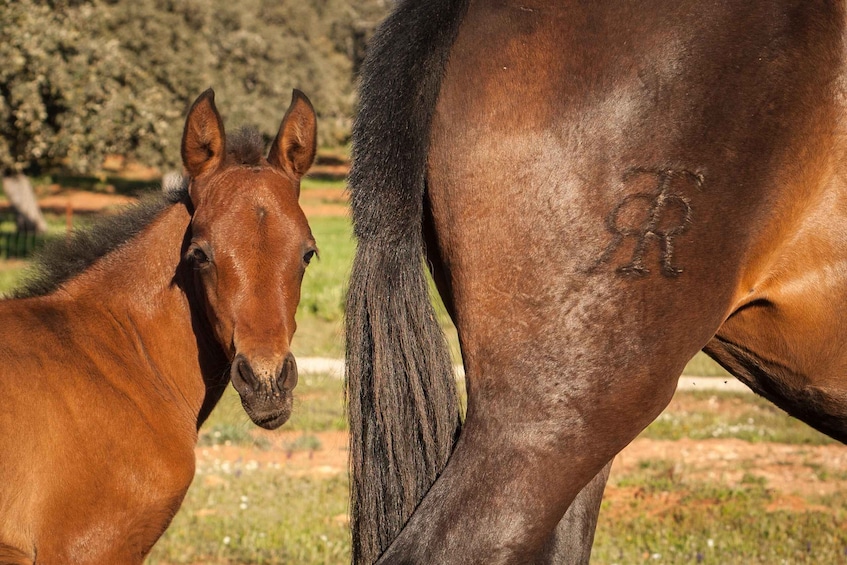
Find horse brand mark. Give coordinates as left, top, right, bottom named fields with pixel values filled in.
left=592, top=167, right=703, bottom=278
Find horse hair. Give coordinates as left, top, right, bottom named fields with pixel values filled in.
left=12, top=189, right=187, bottom=299
left=345, top=0, right=470, bottom=562
left=227, top=127, right=266, bottom=167
left=13, top=128, right=267, bottom=299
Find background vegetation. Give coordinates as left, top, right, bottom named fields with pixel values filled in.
left=0, top=0, right=391, bottom=177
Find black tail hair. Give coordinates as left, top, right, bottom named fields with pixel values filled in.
left=345, top=0, right=470, bottom=562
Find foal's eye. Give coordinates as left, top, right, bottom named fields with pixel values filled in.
left=186, top=243, right=211, bottom=268
left=303, top=249, right=317, bottom=265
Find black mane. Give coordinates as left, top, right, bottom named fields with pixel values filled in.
left=12, top=187, right=188, bottom=299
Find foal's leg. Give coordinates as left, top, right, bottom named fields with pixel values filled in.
left=534, top=461, right=613, bottom=565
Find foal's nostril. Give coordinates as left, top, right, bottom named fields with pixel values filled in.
left=232, top=355, right=258, bottom=388
left=278, top=353, right=298, bottom=391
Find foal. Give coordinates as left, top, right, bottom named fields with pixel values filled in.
left=0, top=88, right=317, bottom=564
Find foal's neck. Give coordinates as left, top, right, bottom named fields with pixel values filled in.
left=58, top=200, right=229, bottom=427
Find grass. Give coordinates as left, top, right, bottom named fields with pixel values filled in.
left=642, top=390, right=837, bottom=446
left=594, top=482, right=847, bottom=564
left=146, top=374, right=847, bottom=564
left=148, top=471, right=350, bottom=564
left=196, top=374, right=346, bottom=444
left=0, top=262, right=26, bottom=293
left=594, top=457, right=847, bottom=564
left=149, top=372, right=351, bottom=564
left=291, top=215, right=353, bottom=358
left=683, top=353, right=729, bottom=377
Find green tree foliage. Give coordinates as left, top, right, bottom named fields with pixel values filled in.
left=0, top=0, right=390, bottom=176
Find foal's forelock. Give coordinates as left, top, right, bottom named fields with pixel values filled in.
left=227, top=127, right=266, bottom=167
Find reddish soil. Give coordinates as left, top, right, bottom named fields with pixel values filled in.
left=194, top=429, right=847, bottom=522
left=38, top=187, right=137, bottom=214
left=197, top=430, right=349, bottom=479
left=1, top=180, right=349, bottom=218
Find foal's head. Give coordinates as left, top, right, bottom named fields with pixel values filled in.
left=180, top=89, right=317, bottom=430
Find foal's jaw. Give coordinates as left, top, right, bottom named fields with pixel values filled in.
left=230, top=352, right=299, bottom=429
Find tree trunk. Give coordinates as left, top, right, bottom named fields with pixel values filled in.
left=2, top=174, right=47, bottom=234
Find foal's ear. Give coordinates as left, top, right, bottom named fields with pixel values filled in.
left=268, top=89, right=317, bottom=182
left=181, top=88, right=226, bottom=179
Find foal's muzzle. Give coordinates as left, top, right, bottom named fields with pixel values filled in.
left=230, top=352, right=298, bottom=429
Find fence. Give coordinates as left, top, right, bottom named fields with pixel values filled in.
left=0, top=212, right=43, bottom=259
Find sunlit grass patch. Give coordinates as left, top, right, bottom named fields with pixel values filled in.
left=0, top=263, right=26, bottom=297
left=595, top=473, right=847, bottom=564
left=199, top=423, right=272, bottom=450
left=643, top=391, right=837, bottom=446
left=148, top=471, right=350, bottom=565
left=284, top=433, right=323, bottom=454
left=154, top=372, right=349, bottom=564
left=293, top=216, right=354, bottom=359
left=683, top=352, right=729, bottom=377
left=200, top=373, right=346, bottom=442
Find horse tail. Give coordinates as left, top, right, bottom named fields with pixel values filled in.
left=345, top=0, right=469, bottom=562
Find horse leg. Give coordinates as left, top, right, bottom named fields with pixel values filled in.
left=394, top=150, right=726, bottom=563
left=425, top=218, right=612, bottom=565
left=376, top=310, right=695, bottom=565
left=534, top=461, right=613, bottom=565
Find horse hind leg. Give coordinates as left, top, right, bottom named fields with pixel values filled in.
left=425, top=211, right=612, bottom=565
left=533, top=461, right=613, bottom=565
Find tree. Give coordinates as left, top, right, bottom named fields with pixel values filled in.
left=0, top=0, right=392, bottom=228
left=0, top=0, right=180, bottom=231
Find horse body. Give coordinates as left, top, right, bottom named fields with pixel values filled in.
left=348, top=0, right=847, bottom=562
left=0, top=204, right=201, bottom=562
left=0, top=89, right=317, bottom=564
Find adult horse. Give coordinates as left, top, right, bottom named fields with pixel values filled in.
left=0, top=88, right=317, bottom=564
left=346, top=0, right=846, bottom=563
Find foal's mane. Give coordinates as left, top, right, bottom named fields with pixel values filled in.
left=13, top=127, right=266, bottom=299
left=13, top=188, right=188, bottom=299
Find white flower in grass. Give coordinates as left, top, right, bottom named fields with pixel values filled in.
left=223, top=536, right=231, bottom=545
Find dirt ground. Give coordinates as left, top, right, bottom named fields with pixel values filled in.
left=1, top=180, right=349, bottom=219
left=197, top=428, right=847, bottom=525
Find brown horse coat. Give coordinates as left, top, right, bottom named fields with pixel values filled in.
left=0, top=89, right=317, bottom=564
left=347, top=0, right=847, bottom=562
